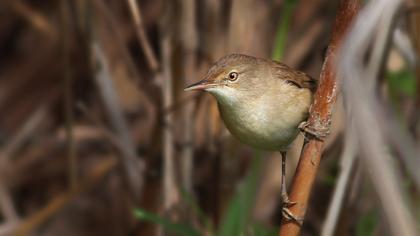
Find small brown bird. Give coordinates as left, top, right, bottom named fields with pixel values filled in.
left=185, top=54, right=317, bottom=223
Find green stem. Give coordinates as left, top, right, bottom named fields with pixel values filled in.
left=271, top=0, right=298, bottom=61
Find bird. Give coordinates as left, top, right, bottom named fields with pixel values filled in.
left=184, top=53, right=317, bottom=224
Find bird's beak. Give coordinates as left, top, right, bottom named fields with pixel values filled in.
left=184, top=79, right=217, bottom=91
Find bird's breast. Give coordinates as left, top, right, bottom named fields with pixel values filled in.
left=217, top=89, right=311, bottom=151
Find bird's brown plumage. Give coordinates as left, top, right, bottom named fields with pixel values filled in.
left=269, top=60, right=317, bottom=93
left=204, top=54, right=317, bottom=93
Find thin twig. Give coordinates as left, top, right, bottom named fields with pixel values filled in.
left=0, top=106, right=47, bottom=227
left=93, top=0, right=143, bottom=84
left=0, top=105, right=47, bottom=162
left=278, top=1, right=360, bottom=235
left=126, top=0, right=159, bottom=71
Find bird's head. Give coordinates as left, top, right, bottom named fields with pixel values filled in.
left=185, top=54, right=268, bottom=104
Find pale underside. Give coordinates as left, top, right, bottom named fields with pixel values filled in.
left=208, top=81, right=312, bottom=151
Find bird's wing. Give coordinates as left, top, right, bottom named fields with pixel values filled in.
left=270, top=60, right=318, bottom=93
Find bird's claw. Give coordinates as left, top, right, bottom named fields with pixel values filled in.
left=281, top=194, right=303, bottom=226
left=282, top=194, right=296, bottom=207
left=282, top=208, right=303, bottom=226
left=298, top=121, right=329, bottom=141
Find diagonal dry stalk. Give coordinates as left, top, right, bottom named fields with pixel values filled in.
left=126, top=0, right=159, bottom=72
left=92, top=42, right=144, bottom=199
left=278, top=1, right=360, bottom=235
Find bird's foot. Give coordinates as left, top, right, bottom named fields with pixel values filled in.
left=298, top=121, right=330, bottom=141
left=281, top=193, right=296, bottom=207
left=282, top=207, right=304, bottom=226
left=281, top=194, right=303, bottom=226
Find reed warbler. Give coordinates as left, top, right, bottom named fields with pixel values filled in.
left=185, top=53, right=317, bottom=224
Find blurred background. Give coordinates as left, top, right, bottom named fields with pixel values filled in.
left=0, top=0, right=418, bottom=235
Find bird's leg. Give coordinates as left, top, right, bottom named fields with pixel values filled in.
left=298, top=120, right=330, bottom=141
left=280, top=152, right=303, bottom=226
left=280, top=152, right=294, bottom=206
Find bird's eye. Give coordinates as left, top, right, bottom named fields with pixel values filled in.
left=228, top=71, right=238, bottom=81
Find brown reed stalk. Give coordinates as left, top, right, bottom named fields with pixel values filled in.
left=160, top=2, right=180, bottom=223
left=180, top=0, right=198, bottom=196
left=278, top=1, right=360, bottom=235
